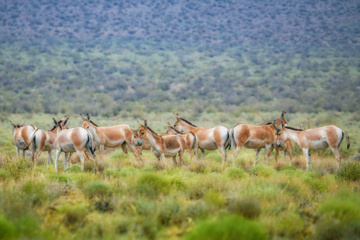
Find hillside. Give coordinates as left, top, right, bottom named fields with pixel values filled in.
left=0, top=0, right=359, bottom=116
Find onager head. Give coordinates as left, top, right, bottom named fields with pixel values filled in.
left=10, top=120, right=25, bottom=129
left=273, top=111, right=288, bottom=134
left=132, top=128, right=143, bottom=147
left=81, top=113, right=99, bottom=130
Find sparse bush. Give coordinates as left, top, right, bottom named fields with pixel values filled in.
left=83, top=181, right=113, bottom=211
left=337, top=161, right=360, bottom=181
left=227, top=198, right=261, bottom=219
left=204, top=189, right=226, bottom=207
left=67, top=164, right=82, bottom=173
left=137, top=173, right=171, bottom=197
left=250, top=164, right=275, bottom=177
left=57, top=203, right=89, bottom=229
left=225, top=167, right=247, bottom=179
left=104, top=168, right=121, bottom=178
left=0, top=169, right=10, bottom=181
left=185, top=202, right=209, bottom=220
left=185, top=215, right=267, bottom=240
left=22, top=181, right=46, bottom=206
left=158, top=200, right=184, bottom=226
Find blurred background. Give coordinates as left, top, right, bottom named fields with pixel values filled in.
left=0, top=0, right=359, bottom=118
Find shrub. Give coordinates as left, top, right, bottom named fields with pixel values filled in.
left=0, top=169, right=10, bottom=181
left=250, top=164, right=275, bottom=177
left=83, top=181, right=113, bottom=211
left=136, top=173, right=171, bottom=197
left=67, top=164, right=82, bottom=173
left=204, top=189, right=226, bottom=207
left=225, top=167, right=247, bottom=179
left=0, top=214, right=16, bottom=240
left=22, top=181, right=46, bottom=206
left=185, top=202, right=209, bottom=220
left=274, top=211, right=305, bottom=239
left=315, top=190, right=360, bottom=239
left=157, top=200, right=184, bottom=226
left=57, top=203, right=89, bottom=229
left=227, top=198, right=261, bottom=219
left=337, top=161, right=360, bottom=181
left=104, top=168, right=121, bottom=178
left=185, top=215, right=267, bottom=240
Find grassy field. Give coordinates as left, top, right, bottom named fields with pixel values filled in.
left=1, top=112, right=360, bottom=240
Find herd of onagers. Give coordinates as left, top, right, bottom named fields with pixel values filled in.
left=10, top=111, right=350, bottom=172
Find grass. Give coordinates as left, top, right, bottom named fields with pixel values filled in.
left=0, top=112, right=359, bottom=239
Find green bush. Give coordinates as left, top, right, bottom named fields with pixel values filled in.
left=83, top=181, right=112, bottom=200
left=185, top=215, right=267, bottom=240
left=0, top=214, right=16, bottom=240
left=337, top=161, right=360, bottom=181
left=137, top=173, right=171, bottom=197
left=225, top=167, right=247, bottom=179
left=57, top=203, right=89, bottom=229
left=0, top=169, right=10, bottom=181
left=67, top=164, right=82, bottom=173
left=22, top=181, right=46, bottom=206
left=315, top=190, right=360, bottom=239
left=250, top=164, right=275, bottom=177
left=185, top=202, right=209, bottom=220
left=227, top=198, right=261, bottom=219
left=104, top=168, right=121, bottom=178
left=157, top=200, right=184, bottom=226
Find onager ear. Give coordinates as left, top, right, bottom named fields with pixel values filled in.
left=80, top=114, right=86, bottom=121
left=57, top=120, right=63, bottom=129
left=87, top=113, right=90, bottom=121
left=137, top=121, right=145, bottom=128
left=53, top=118, right=57, bottom=126
left=167, top=122, right=172, bottom=128
left=281, top=111, right=286, bottom=118
left=63, top=118, right=69, bottom=126
left=175, top=112, right=180, bottom=119
left=144, top=120, right=148, bottom=128
left=9, top=120, right=16, bottom=128
left=20, top=121, right=25, bottom=127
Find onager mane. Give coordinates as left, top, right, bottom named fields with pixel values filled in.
left=180, top=118, right=197, bottom=127
left=285, top=126, right=303, bottom=131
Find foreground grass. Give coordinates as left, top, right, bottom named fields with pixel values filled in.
left=0, top=147, right=359, bottom=240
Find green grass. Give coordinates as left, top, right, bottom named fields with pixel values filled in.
left=0, top=112, right=359, bottom=239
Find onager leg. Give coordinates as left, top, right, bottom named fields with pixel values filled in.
left=264, top=144, right=272, bottom=163
left=330, top=146, right=342, bottom=168
left=253, top=149, right=261, bottom=165
left=172, top=156, right=177, bottom=167
left=218, top=146, right=226, bottom=168
left=303, top=148, right=310, bottom=171
left=64, top=153, right=69, bottom=171
left=54, top=149, right=61, bottom=172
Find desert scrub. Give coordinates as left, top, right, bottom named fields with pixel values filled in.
left=250, top=164, right=276, bottom=177
left=136, top=172, right=171, bottom=198
left=185, top=215, right=268, bottom=240
left=225, top=167, right=247, bottom=179
left=315, top=189, right=360, bottom=239
left=83, top=181, right=113, bottom=212
left=67, top=164, right=82, bottom=173
left=336, top=160, right=360, bottom=181
left=227, top=198, right=261, bottom=219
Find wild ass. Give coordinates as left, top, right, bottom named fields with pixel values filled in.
left=173, top=113, right=231, bottom=167
left=137, top=120, right=186, bottom=169
left=166, top=122, right=197, bottom=161
left=269, top=139, right=293, bottom=162
left=276, top=125, right=350, bottom=170
left=53, top=119, right=98, bottom=172
left=81, top=114, right=143, bottom=166
left=230, top=112, right=288, bottom=166
left=10, top=120, right=36, bottom=161
left=28, top=118, right=69, bottom=167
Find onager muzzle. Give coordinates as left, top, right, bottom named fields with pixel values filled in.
left=136, top=138, right=143, bottom=146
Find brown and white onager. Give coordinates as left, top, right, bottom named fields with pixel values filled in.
left=269, top=139, right=293, bottom=162
left=276, top=125, right=350, bottom=170
left=81, top=114, right=143, bottom=165
left=166, top=122, right=197, bottom=161
left=230, top=112, right=288, bottom=166
left=29, top=118, right=69, bottom=167
left=53, top=120, right=98, bottom=172
left=132, top=128, right=152, bottom=157
left=173, top=113, right=231, bottom=167
left=137, top=120, right=186, bottom=169
left=10, top=120, right=36, bottom=161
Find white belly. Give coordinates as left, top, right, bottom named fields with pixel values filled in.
left=309, top=140, right=328, bottom=150
left=244, top=139, right=265, bottom=149
left=60, top=143, right=76, bottom=153
left=199, top=140, right=217, bottom=150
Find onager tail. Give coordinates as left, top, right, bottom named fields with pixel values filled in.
left=28, top=128, right=40, bottom=146
left=189, top=131, right=197, bottom=150
left=230, top=127, right=237, bottom=148
left=84, top=128, right=95, bottom=155
left=225, top=130, right=231, bottom=150
left=343, top=130, right=350, bottom=150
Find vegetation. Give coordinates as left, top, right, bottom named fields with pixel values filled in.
left=1, top=113, right=360, bottom=239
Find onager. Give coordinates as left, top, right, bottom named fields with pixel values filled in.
left=29, top=118, right=69, bottom=167
left=230, top=112, right=288, bottom=165
left=53, top=119, right=98, bottom=172
left=269, top=139, right=293, bottom=162
left=137, top=120, right=186, bottom=169
left=276, top=125, right=350, bottom=170
left=10, top=120, right=36, bottom=161
left=173, top=113, right=231, bottom=167
left=166, top=122, right=197, bottom=161
left=81, top=114, right=143, bottom=165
